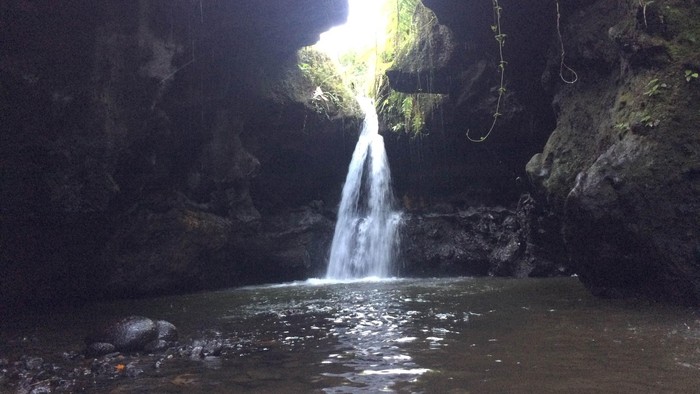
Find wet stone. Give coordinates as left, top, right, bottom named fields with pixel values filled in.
left=61, top=351, right=80, bottom=361
left=125, top=362, right=143, bottom=378
left=87, top=342, right=116, bottom=357
left=190, top=346, right=204, bottom=359
left=29, top=384, right=51, bottom=394
left=144, top=339, right=169, bottom=352
left=85, top=316, right=178, bottom=355
left=155, top=320, right=178, bottom=342
left=23, top=357, right=43, bottom=370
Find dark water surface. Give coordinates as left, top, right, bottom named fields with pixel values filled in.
left=2, top=277, right=700, bottom=393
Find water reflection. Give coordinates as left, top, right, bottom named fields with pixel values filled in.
left=235, top=279, right=441, bottom=392
left=316, top=284, right=429, bottom=392
left=2, top=277, right=700, bottom=393
left=232, top=278, right=533, bottom=392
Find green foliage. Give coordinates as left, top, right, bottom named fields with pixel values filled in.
left=640, top=113, right=660, bottom=128
left=368, top=1, right=439, bottom=136
left=384, top=0, right=423, bottom=67
left=376, top=75, right=442, bottom=136
left=297, top=48, right=356, bottom=118
left=306, top=0, right=438, bottom=135
left=614, top=122, right=630, bottom=131
left=298, top=48, right=344, bottom=91
left=685, top=69, right=699, bottom=82
left=323, top=0, right=423, bottom=98
left=614, top=111, right=660, bottom=133
left=643, top=78, right=668, bottom=96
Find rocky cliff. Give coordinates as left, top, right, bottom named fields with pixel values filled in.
left=3, top=0, right=699, bottom=309
left=527, top=0, right=700, bottom=304
left=1, top=0, right=357, bottom=310
left=387, top=0, right=700, bottom=304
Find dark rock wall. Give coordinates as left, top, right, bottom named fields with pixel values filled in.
left=527, top=0, right=700, bottom=304
left=383, top=0, right=557, bottom=206
left=1, top=0, right=353, bottom=310
left=3, top=0, right=698, bottom=309
left=388, top=0, right=700, bottom=304
left=382, top=0, right=566, bottom=278
left=399, top=195, right=568, bottom=278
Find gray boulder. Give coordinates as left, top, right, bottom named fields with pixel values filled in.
left=86, top=316, right=177, bottom=356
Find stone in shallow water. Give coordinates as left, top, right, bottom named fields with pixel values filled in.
left=86, top=316, right=177, bottom=355
left=86, top=342, right=116, bottom=357
left=144, top=340, right=168, bottom=352
left=155, top=320, right=178, bottom=342
left=23, top=357, right=43, bottom=370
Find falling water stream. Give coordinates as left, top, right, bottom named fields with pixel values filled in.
left=326, top=98, right=401, bottom=279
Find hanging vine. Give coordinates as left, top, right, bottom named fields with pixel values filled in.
left=467, top=0, right=507, bottom=142
left=467, top=0, right=578, bottom=142
left=556, top=0, right=578, bottom=84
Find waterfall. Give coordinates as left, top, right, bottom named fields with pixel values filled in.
left=326, top=97, right=401, bottom=279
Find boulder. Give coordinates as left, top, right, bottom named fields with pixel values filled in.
left=155, top=320, right=178, bottom=342
left=86, top=316, right=177, bottom=355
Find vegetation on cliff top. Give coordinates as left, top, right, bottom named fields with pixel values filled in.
left=375, top=0, right=444, bottom=136
left=296, top=47, right=360, bottom=120
left=306, top=0, right=433, bottom=136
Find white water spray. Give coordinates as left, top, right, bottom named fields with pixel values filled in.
left=326, top=98, right=401, bottom=279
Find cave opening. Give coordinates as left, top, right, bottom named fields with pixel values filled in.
left=315, top=0, right=390, bottom=60
left=311, top=0, right=422, bottom=98
left=3, top=1, right=700, bottom=391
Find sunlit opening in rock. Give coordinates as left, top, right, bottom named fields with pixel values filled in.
left=314, top=0, right=391, bottom=59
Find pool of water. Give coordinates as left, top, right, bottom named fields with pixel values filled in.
left=2, top=277, right=700, bottom=393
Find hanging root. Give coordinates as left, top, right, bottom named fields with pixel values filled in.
left=556, top=0, right=578, bottom=84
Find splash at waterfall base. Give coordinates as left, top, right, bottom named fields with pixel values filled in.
left=326, top=98, right=402, bottom=279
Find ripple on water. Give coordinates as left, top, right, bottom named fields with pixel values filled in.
left=3, top=277, right=700, bottom=393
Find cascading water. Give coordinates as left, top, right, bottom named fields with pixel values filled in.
left=326, top=97, right=402, bottom=279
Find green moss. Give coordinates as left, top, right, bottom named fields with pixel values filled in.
left=655, top=1, right=700, bottom=64
left=374, top=1, right=442, bottom=137
left=376, top=76, right=444, bottom=137
left=296, top=47, right=359, bottom=119
left=608, top=0, right=700, bottom=141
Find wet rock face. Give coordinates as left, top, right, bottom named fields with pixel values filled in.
left=385, top=3, right=463, bottom=94
left=525, top=0, right=700, bottom=304
left=382, top=0, right=557, bottom=207
left=399, top=195, right=568, bottom=278
left=0, top=1, right=352, bottom=308
left=399, top=0, right=700, bottom=304
left=233, top=204, right=337, bottom=282
left=102, top=205, right=235, bottom=297
left=562, top=135, right=700, bottom=303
